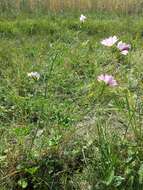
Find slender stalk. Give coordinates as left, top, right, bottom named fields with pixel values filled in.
left=44, top=52, right=58, bottom=98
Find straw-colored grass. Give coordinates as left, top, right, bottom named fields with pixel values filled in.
left=0, top=0, right=143, bottom=13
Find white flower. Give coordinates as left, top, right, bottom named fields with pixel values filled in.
left=27, top=72, right=40, bottom=80
left=101, top=36, right=118, bottom=47
left=80, top=14, right=87, bottom=23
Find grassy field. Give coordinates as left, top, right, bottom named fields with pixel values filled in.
left=1, top=11, right=143, bottom=190
left=0, top=0, right=143, bottom=14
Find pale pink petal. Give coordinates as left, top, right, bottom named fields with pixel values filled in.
left=101, top=36, right=118, bottom=47
left=97, top=74, right=105, bottom=81
left=121, top=50, right=129, bottom=55
left=109, top=79, right=118, bottom=86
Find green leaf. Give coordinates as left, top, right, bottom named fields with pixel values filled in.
left=104, top=169, right=115, bottom=186
left=113, top=176, right=125, bottom=187
left=25, top=166, right=39, bottom=175
left=138, top=163, right=143, bottom=184
left=18, top=179, right=28, bottom=189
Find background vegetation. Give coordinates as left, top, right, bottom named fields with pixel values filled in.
left=0, top=0, right=143, bottom=14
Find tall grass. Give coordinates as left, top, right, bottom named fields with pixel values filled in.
left=0, top=0, right=143, bottom=14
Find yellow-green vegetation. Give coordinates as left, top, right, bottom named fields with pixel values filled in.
left=0, top=0, right=143, bottom=13
left=1, top=11, right=143, bottom=190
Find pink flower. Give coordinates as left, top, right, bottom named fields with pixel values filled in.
left=97, top=74, right=118, bottom=87
left=117, top=41, right=131, bottom=55
left=101, top=36, right=118, bottom=47
left=121, top=50, right=129, bottom=55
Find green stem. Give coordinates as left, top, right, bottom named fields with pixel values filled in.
left=44, top=52, right=58, bottom=98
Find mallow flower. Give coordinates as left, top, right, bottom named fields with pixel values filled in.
left=97, top=74, right=118, bottom=87
left=80, top=14, right=87, bottom=23
left=117, top=41, right=131, bottom=55
left=27, top=72, right=40, bottom=80
left=101, top=36, right=118, bottom=47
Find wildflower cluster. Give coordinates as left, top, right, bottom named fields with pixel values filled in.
left=98, top=35, right=131, bottom=87
left=101, top=36, right=131, bottom=55
left=27, top=17, right=131, bottom=90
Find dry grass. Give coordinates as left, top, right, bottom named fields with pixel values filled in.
left=0, top=0, right=143, bottom=13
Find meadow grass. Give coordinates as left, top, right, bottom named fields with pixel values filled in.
left=1, top=12, right=143, bottom=190
left=0, top=0, right=143, bottom=14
